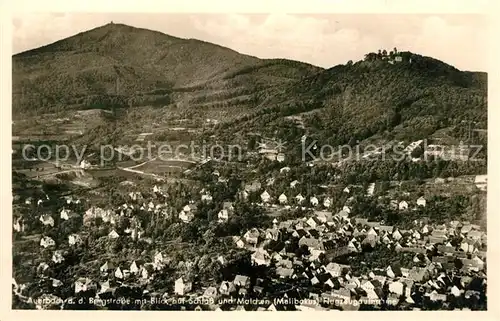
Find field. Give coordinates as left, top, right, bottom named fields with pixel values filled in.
left=129, top=158, right=195, bottom=175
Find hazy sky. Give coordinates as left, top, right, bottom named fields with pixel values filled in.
left=12, top=13, right=488, bottom=71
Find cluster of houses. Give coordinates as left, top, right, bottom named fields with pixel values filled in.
left=223, top=205, right=486, bottom=310
left=234, top=177, right=430, bottom=214
left=343, top=139, right=474, bottom=164
left=12, top=167, right=487, bottom=311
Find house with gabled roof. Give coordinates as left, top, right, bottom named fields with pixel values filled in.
left=298, top=236, right=324, bottom=251
left=181, top=203, right=197, bottom=213
left=352, top=228, right=363, bottom=237
left=360, top=279, right=375, bottom=292
left=130, top=261, right=140, bottom=274
left=201, top=193, right=213, bottom=203
left=60, top=208, right=70, bottom=221
left=51, top=278, right=63, bottom=288
left=408, top=267, right=429, bottom=283
left=175, top=277, right=192, bottom=296
left=108, top=230, right=119, bottom=239
left=315, top=210, right=332, bottom=223
left=233, top=236, right=246, bottom=248
left=322, top=239, right=336, bottom=251
left=295, top=193, right=305, bottom=203
left=140, top=263, right=155, bottom=281
left=36, top=262, right=50, bottom=276
left=306, top=217, right=320, bottom=229
left=386, top=266, right=397, bottom=278
left=459, top=240, right=476, bottom=253
left=40, top=236, right=55, bottom=248
left=68, top=234, right=81, bottom=246
left=381, top=234, right=392, bottom=244
left=244, top=181, right=262, bottom=193
left=244, top=228, right=260, bottom=245
left=233, top=275, right=251, bottom=288
left=100, top=261, right=114, bottom=274
left=251, top=248, right=271, bottom=266
left=75, top=277, right=93, bottom=294
left=261, top=190, right=271, bottom=203
left=367, top=227, right=378, bottom=237
left=276, top=267, right=294, bottom=278
left=13, top=217, right=25, bottom=233
left=362, top=235, right=378, bottom=248
left=323, top=197, right=332, bottom=208
left=114, top=267, right=124, bottom=279
left=325, top=262, right=345, bottom=277
left=265, top=228, right=280, bottom=241
left=179, top=210, right=194, bottom=223
left=310, top=196, right=319, bottom=207
left=471, top=256, right=485, bottom=270
left=417, top=196, right=426, bottom=207
left=51, top=250, right=64, bottom=264
left=394, top=242, right=403, bottom=252
left=202, top=286, right=218, bottom=299
left=219, top=281, right=236, bottom=295
left=392, top=229, right=403, bottom=241
left=332, top=288, right=351, bottom=303
left=474, top=174, right=487, bottom=191
left=39, top=214, right=55, bottom=227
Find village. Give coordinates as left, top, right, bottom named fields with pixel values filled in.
left=12, top=136, right=487, bottom=310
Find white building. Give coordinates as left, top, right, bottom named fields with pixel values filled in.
left=278, top=193, right=288, bottom=204
left=174, top=277, right=192, bottom=296
left=80, top=160, right=91, bottom=169
left=474, top=175, right=487, bottom=191
left=108, top=230, right=119, bottom=239
left=40, top=236, right=55, bottom=248
left=261, top=190, right=271, bottom=203
left=417, top=197, right=426, bottom=207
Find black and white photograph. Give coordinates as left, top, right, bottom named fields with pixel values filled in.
left=7, top=7, right=490, bottom=312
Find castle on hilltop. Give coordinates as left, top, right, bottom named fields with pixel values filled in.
left=363, top=47, right=412, bottom=64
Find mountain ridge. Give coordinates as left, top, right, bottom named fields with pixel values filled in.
left=12, top=23, right=487, bottom=148
left=12, top=22, right=323, bottom=116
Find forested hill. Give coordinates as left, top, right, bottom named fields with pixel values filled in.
left=12, top=22, right=321, bottom=116
left=13, top=23, right=486, bottom=147
left=214, top=51, right=487, bottom=147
